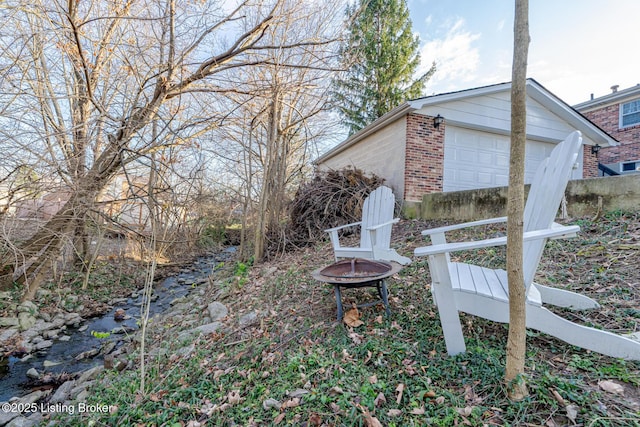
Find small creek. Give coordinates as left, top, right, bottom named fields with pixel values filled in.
left=0, top=248, right=235, bottom=402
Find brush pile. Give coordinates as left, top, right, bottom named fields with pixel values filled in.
left=286, top=167, right=385, bottom=246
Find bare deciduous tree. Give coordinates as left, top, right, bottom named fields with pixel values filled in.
left=0, top=0, right=336, bottom=299
left=204, top=0, right=344, bottom=262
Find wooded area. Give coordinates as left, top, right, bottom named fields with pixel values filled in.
left=0, top=0, right=349, bottom=298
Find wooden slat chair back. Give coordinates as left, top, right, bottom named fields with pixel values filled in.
left=414, top=131, right=640, bottom=359
left=325, top=186, right=411, bottom=265
left=360, top=186, right=394, bottom=251
left=521, top=132, right=581, bottom=290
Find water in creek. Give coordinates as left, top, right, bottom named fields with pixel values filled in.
left=0, top=248, right=234, bottom=402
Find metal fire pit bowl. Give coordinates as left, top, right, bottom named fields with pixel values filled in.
left=312, top=258, right=403, bottom=321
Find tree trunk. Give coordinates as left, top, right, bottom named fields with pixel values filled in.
left=254, top=91, right=282, bottom=262
left=1, top=141, right=126, bottom=299
left=505, top=0, right=530, bottom=401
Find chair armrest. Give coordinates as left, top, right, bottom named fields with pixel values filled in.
left=421, top=216, right=507, bottom=236
left=414, top=224, right=580, bottom=257
left=324, top=221, right=363, bottom=233
left=366, top=218, right=400, bottom=231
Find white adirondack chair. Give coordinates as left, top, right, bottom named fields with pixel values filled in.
left=414, top=131, right=640, bottom=360
left=325, top=186, right=411, bottom=265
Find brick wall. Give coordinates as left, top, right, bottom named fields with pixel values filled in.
left=404, top=113, right=444, bottom=201
left=582, top=106, right=640, bottom=164
left=582, top=145, right=599, bottom=178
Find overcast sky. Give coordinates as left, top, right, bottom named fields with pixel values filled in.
left=408, top=0, right=640, bottom=105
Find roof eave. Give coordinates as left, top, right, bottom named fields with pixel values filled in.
left=574, top=85, right=640, bottom=111
left=526, top=81, right=618, bottom=146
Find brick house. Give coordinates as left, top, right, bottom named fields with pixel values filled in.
left=574, top=84, right=640, bottom=175
left=315, top=79, right=616, bottom=208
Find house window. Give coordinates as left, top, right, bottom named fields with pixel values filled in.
left=621, top=99, right=640, bottom=127
left=622, top=162, right=636, bottom=172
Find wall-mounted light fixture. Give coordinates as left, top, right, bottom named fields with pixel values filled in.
left=433, top=114, right=444, bottom=129
left=591, top=144, right=601, bottom=156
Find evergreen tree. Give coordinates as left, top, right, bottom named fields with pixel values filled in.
left=333, top=0, right=435, bottom=134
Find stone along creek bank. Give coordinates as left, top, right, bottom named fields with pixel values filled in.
left=0, top=249, right=249, bottom=426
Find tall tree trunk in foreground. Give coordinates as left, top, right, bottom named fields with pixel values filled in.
left=505, top=0, right=530, bottom=401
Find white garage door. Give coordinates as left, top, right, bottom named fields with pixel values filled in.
left=443, top=127, right=562, bottom=192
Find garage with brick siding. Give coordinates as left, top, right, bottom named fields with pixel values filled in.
left=316, top=79, right=616, bottom=206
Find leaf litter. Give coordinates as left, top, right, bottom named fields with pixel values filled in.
left=75, top=211, right=640, bottom=426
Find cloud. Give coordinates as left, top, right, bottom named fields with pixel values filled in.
left=418, top=18, right=481, bottom=92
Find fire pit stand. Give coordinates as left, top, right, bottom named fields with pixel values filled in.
left=311, top=258, right=403, bottom=321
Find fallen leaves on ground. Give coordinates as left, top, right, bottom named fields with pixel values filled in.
left=343, top=306, right=364, bottom=327
left=374, top=392, right=387, bottom=407
left=598, top=380, right=625, bottom=395
left=395, top=383, right=405, bottom=404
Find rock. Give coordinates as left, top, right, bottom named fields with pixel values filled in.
left=16, top=301, right=38, bottom=314
left=113, top=308, right=126, bottom=321
left=239, top=311, right=258, bottom=328
left=18, top=313, right=37, bottom=331
left=172, top=302, right=192, bottom=313
left=76, top=366, right=104, bottom=384
left=7, top=412, right=44, bottom=427
left=64, top=313, right=82, bottom=326
left=75, top=389, right=89, bottom=402
left=0, top=317, right=19, bottom=327
left=170, top=296, right=186, bottom=306
left=38, top=312, right=51, bottom=322
left=70, top=382, right=92, bottom=400
left=26, top=368, right=40, bottom=379
left=75, top=348, right=100, bottom=360
left=207, top=302, right=228, bottom=322
left=50, top=380, right=75, bottom=404
left=35, top=289, right=51, bottom=300
left=114, top=359, right=128, bottom=372
left=111, top=325, right=135, bottom=335
left=0, top=392, right=45, bottom=425
left=0, top=411, right=19, bottom=426
left=17, top=389, right=46, bottom=404
left=103, top=355, right=116, bottom=369
left=195, top=322, right=222, bottom=335
left=50, top=316, right=66, bottom=329
left=42, top=329, right=60, bottom=339
left=43, top=360, right=63, bottom=368
left=0, top=291, right=13, bottom=300
left=77, top=325, right=88, bottom=332
left=34, top=340, right=53, bottom=351
left=20, top=329, right=39, bottom=340
left=32, top=320, right=55, bottom=334
left=0, top=327, right=18, bottom=342
left=110, top=297, right=128, bottom=305
left=100, top=340, right=117, bottom=355
left=177, top=344, right=195, bottom=357
left=58, top=335, right=71, bottom=342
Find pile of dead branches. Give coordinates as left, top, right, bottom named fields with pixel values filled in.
left=285, top=167, right=385, bottom=247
